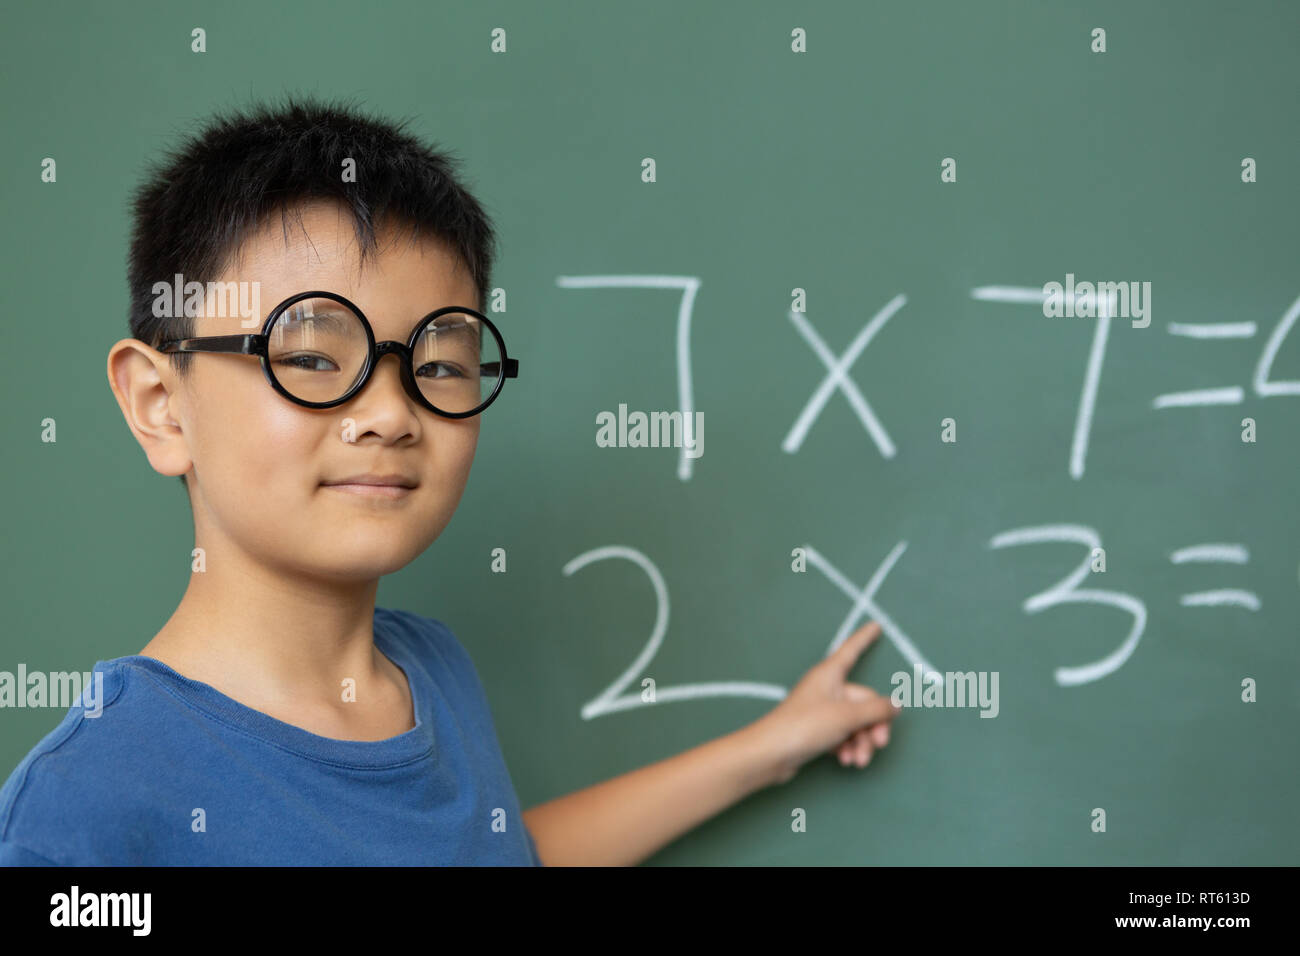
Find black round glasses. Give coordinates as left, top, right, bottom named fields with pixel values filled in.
left=158, top=290, right=519, bottom=419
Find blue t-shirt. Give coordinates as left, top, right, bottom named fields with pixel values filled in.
left=0, top=606, right=542, bottom=865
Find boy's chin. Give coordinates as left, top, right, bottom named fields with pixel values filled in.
left=304, top=556, right=418, bottom=583
left=292, top=537, right=425, bottom=579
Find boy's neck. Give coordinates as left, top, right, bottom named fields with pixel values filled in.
left=137, top=572, right=414, bottom=742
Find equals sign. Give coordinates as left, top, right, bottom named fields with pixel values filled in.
left=1169, top=544, right=1260, bottom=610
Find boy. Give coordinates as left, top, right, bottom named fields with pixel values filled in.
left=0, top=96, right=900, bottom=866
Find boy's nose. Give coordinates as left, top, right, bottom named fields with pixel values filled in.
left=363, top=345, right=416, bottom=403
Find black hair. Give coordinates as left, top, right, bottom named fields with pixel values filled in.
left=125, top=93, right=498, bottom=494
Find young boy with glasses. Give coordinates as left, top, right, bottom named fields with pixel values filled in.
left=0, top=96, right=900, bottom=866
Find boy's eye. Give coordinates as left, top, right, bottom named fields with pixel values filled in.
left=278, top=353, right=339, bottom=373
left=416, top=362, right=466, bottom=380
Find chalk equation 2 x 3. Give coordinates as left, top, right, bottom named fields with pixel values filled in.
left=561, top=528, right=1264, bottom=719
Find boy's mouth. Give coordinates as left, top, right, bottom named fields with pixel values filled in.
left=321, top=473, right=419, bottom=498
left=323, top=483, right=414, bottom=499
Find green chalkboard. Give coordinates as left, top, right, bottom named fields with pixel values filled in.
left=1, top=0, right=1296, bottom=865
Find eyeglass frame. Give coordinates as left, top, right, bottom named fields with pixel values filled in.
left=157, top=290, right=519, bottom=419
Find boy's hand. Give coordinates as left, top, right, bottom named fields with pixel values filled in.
left=748, top=621, right=901, bottom=785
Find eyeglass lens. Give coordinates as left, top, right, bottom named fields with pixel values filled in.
left=266, top=298, right=501, bottom=413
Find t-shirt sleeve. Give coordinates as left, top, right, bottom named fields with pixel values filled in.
left=0, top=840, right=60, bottom=866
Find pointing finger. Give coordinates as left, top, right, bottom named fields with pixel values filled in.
left=828, top=620, right=881, bottom=678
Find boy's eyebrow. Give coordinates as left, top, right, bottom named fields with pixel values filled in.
left=276, top=302, right=483, bottom=341
left=429, top=315, right=481, bottom=335
left=276, top=306, right=356, bottom=335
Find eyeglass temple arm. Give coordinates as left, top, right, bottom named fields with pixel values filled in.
left=481, top=358, right=519, bottom=378
left=158, top=335, right=264, bottom=354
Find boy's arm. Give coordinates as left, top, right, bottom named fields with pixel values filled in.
left=522, top=721, right=781, bottom=868
left=521, top=622, right=900, bottom=866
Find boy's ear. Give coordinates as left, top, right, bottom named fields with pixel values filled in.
left=106, top=339, right=194, bottom=480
